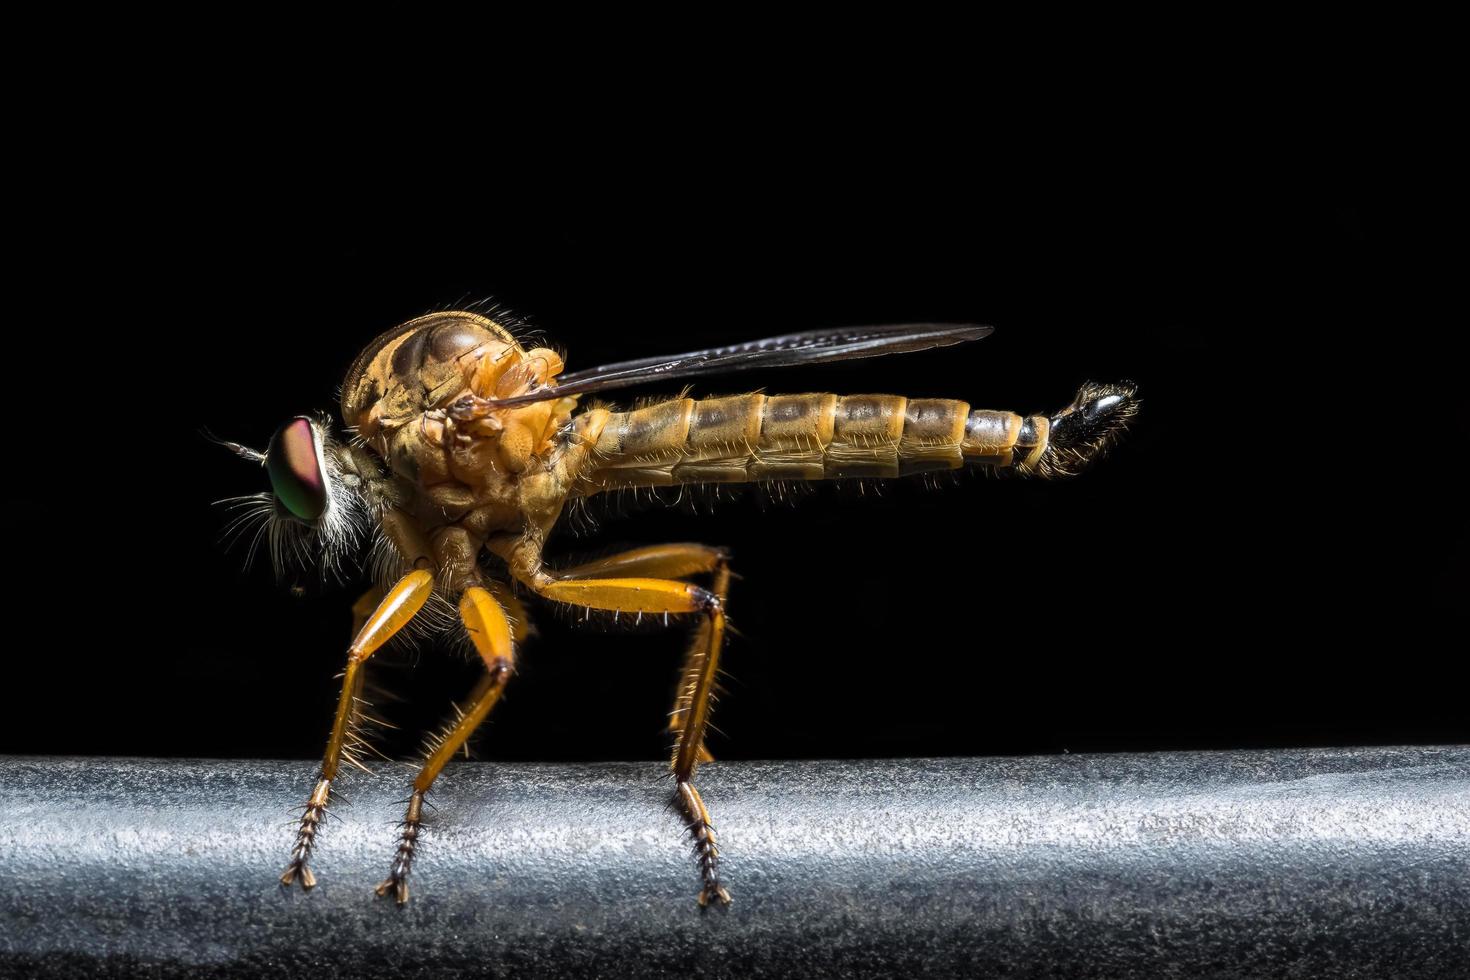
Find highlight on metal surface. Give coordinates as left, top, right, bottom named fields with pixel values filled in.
left=3, top=750, right=1468, bottom=979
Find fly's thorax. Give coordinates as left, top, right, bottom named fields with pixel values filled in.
left=341, top=311, right=564, bottom=436
left=341, top=309, right=573, bottom=481
left=342, top=311, right=516, bottom=437
left=425, top=391, right=578, bottom=488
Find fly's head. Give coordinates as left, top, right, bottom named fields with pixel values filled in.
left=341, top=310, right=573, bottom=479
left=214, top=414, right=375, bottom=582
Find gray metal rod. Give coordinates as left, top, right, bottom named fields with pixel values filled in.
left=2, top=749, right=1469, bottom=979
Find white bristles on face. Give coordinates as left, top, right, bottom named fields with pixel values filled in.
left=215, top=416, right=372, bottom=583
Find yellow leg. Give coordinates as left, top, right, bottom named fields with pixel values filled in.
left=481, top=578, right=532, bottom=645
left=350, top=584, right=384, bottom=636
left=280, top=569, right=435, bottom=891
left=560, top=544, right=731, bottom=764
left=560, top=542, right=728, bottom=582
left=535, top=573, right=732, bottom=906
left=669, top=554, right=730, bottom=767
left=375, top=585, right=517, bottom=905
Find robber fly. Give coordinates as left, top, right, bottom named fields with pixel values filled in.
left=217, top=309, right=1137, bottom=907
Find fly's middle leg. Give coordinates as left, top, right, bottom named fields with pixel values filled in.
left=375, top=585, right=518, bottom=905
left=533, top=569, right=733, bottom=906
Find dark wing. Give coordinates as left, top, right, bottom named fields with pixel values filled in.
left=478, top=322, right=992, bottom=408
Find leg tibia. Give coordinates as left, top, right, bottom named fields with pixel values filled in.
left=376, top=586, right=517, bottom=905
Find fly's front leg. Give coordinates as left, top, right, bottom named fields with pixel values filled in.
left=280, top=569, right=435, bottom=891
left=350, top=584, right=385, bottom=635
left=535, top=573, right=732, bottom=906
left=561, top=544, right=731, bottom=764
left=376, top=585, right=517, bottom=905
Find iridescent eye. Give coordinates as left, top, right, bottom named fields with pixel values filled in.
left=266, top=418, right=329, bottom=521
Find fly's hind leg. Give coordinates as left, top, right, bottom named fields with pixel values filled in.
left=561, top=544, right=731, bottom=764
left=534, top=568, right=732, bottom=906
left=281, top=570, right=435, bottom=890
left=668, top=552, right=730, bottom=768
left=375, top=584, right=518, bottom=905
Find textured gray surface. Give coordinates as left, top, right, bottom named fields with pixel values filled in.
left=2, top=750, right=1469, bottom=978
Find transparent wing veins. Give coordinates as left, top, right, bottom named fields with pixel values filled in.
left=470, top=322, right=992, bottom=409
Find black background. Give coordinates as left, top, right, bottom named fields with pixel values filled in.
left=4, top=90, right=1462, bottom=766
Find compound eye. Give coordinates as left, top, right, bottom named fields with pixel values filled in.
left=266, top=418, right=329, bottom=521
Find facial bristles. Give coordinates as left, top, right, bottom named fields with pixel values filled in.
left=214, top=416, right=371, bottom=583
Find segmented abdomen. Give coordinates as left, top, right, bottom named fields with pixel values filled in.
left=581, top=393, right=1052, bottom=492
